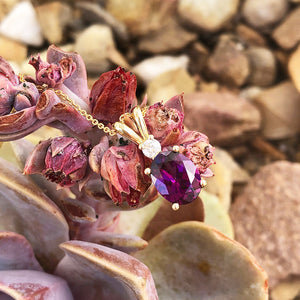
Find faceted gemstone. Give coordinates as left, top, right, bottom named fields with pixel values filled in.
left=150, top=151, right=202, bottom=205
left=140, top=138, right=161, bottom=159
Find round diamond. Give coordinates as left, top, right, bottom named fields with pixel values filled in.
left=150, top=151, right=202, bottom=205
left=140, top=139, right=161, bottom=159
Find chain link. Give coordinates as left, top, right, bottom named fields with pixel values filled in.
left=18, top=74, right=147, bottom=137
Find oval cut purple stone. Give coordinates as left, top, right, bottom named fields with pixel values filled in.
left=150, top=151, right=201, bottom=205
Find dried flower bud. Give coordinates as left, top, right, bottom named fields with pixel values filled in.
left=178, top=131, right=215, bottom=177
left=29, top=54, right=76, bottom=88
left=24, top=137, right=90, bottom=187
left=100, top=143, right=151, bottom=206
left=90, top=67, right=137, bottom=123
left=144, top=101, right=184, bottom=146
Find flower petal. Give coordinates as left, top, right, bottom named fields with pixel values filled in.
left=55, top=240, right=158, bottom=300
left=135, top=221, right=268, bottom=300
left=0, top=232, right=42, bottom=271
left=0, top=158, right=69, bottom=271
left=0, top=270, right=73, bottom=300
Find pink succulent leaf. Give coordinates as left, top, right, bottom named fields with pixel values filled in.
left=35, top=89, right=92, bottom=133
left=101, top=143, right=151, bottom=207
left=0, top=158, right=69, bottom=272
left=0, top=232, right=42, bottom=272
left=0, top=56, right=18, bottom=85
left=55, top=240, right=158, bottom=300
left=47, top=45, right=89, bottom=102
left=144, top=101, right=184, bottom=147
left=83, top=231, right=148, bottom=254
left=177, top=131, right=215, bottom=177
left=89, top=136, right=110, bottom=174
left=0, top=270, right=74, bottom=300
left=90, top=67, right=137, bottom=123
left=25, top=137, right=90, bottom=188
left=29, top=54, right=76, bottom=88
left=164, top=93, right=184, bottom=113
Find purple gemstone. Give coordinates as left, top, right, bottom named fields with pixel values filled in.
left=151, top=151, right=202, bottom=205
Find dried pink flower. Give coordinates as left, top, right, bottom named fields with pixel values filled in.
left=100, top=143, right=151, bottom=206
left=29, top=54, right=76, bottom=88
left=90, top=67, right=137, bottom=124
left=24, top=137, right=90, bottom=187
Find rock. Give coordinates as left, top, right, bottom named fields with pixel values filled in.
left=230, top=161, right=300, bottom=288
left=206, top=147, right=249, bottom=211
left=178, top=0, right=239, bottom=32
left=132, top=55, right=189, bottom=84
left=74, top=24, right=125, bottom=74
left=240, top=86, right=263, bottom=101
left=35, top=2, right=72, bottom=44
left=0, top=1, right=43, bottom=46
left=242, top=0, right=288, bottom=29
left=288, top=45, right=300, bottom=93
left=186, top=42, right=209, bottom=74
left=271, top=278, right=300, bottom=300
left=183, top=91, right=261, bottom=145
left=0, top=35, right=27, bottom=62
left=236, top=24, right=267, bottom=47
left=137, top=19, right=197, bottom=54
left=0, top=0, right=19, bottom=21
left=206, top=35, right=250, bottom=86
left=253, top=81, right=300, bottom=139
left=272, top=7, right=300, bottom=50
left=76, top=2, right=129, bottom=43
left=246, top=47, right=277, bottom=86
left=146, top=68, right=196, bottom=104
left=106, top=0, right=176, bottom=36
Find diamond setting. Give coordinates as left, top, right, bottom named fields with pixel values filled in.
left=150, top=151, right=202, bottom=205
left=139, top=138, right=161, bottom=159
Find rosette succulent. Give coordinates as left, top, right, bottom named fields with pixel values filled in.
left=0, top=46, right=268, bottom=300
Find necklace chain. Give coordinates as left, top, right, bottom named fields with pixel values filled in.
left=19, top=74, right=147, bottom=137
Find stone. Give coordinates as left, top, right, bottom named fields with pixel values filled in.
left=242, top=0, right=288, bottom=29
left=35, top=2, right=72, bottom=44
left=246, top=46, right=277, bottom=86
left=137, top=19, right=197, bottom=54
left=236, top=24, right=267, bottom=47
left=230, top=161, right=300, bottom=288
left=106, top=0, right=176, bottom=36
left=0, top=35, right=27, bottom=62
left=184, top=91, right=261, bottom=145
left=186, top=42, right=209, bottom=74
left=76, top=2, right=129, bottom=43
left=206, top=35, right=250, bottom=86
left=0, top=1, right=43, bottom=46
left=178, top=0, right=239, bottom=32
left=74, top=24, right=115, bottom=74
left=253, top=81, right=300, bottom=139
left=272, top=7, right=300, bottom=50
left=132, top=55, right=189, bottom=84
left=288, top=45, right=300, bottom=93
left=150, top=151, right=202, bottom=205
left=0, top=0, right=19, bottom=21
left=271, top=278, right=300, bottom=300
left=146, top=68, right=196, bottom=104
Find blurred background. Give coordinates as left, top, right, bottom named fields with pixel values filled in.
left=0, top=0, right=300, bottom=299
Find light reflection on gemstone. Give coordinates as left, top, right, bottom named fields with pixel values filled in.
left=150, top=151, right=202, bottom=205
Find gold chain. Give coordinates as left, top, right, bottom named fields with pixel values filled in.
left=19, top=74, right=148, bottom=137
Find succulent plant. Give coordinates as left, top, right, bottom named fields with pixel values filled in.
left=0, top=45, right=268, bottom=300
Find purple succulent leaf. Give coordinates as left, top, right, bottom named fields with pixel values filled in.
left=55, top=240, right=158, bottom=300
left=0, top=232, right=42, bottom=271
left=164, top=93, right=184, bottom=113
left=82, top=231, right=148, bottom=254
left=0, top=157, right=69, bottom=271
left=0, top=270, right=73, bottom=300
left=89, top=136, right=110, bottom=174
left=35, top=89, right=92, bottom=133
left=0, top=57, right=18, bottom=85
left=47, top=45, right=89, bottom=102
